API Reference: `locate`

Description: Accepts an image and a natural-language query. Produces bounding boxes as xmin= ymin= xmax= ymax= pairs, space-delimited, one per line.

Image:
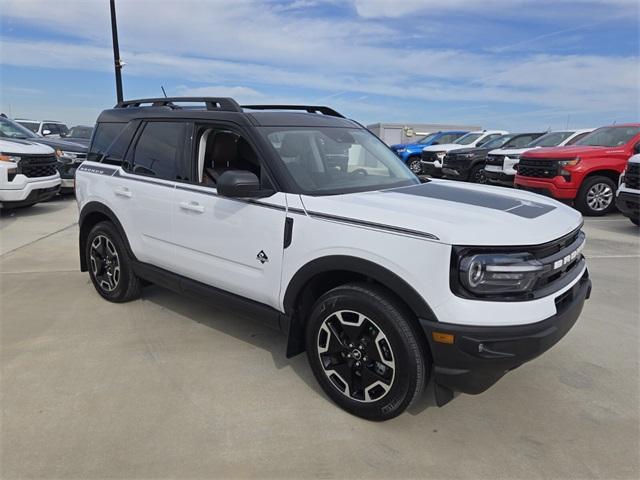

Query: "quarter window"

xmin=88 ymin=122 xmax=127 ymax=163
xmin=131 ymin=121 xmax=189 ymax=181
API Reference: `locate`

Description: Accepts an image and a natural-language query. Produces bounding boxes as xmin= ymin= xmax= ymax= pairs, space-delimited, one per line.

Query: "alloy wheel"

xmin=586 ymin=182 xmax=613 ymax=212
xmin=408 ymin=159 xmax=422 ymax=174
xmin=317 ymin=310 xmax=395 ymax=403
xmin=90 ymin=235 xmax=121 ymax=292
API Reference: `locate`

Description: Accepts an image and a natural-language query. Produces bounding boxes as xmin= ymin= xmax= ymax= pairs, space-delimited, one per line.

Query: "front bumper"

xmin=514 ymin=176 xmax=578 ymax=200
xmin=615 ymin=191 xmax=639 ymax=222
xmin=420 ymin=270 xmax=591 ymax=397
xmin=420 ymin=160 xmax=443 ymax=177
xmin=0 ymin=175 xmax=61 ymax=206
xmin=484 ymin=170 xmax=514 ymax=187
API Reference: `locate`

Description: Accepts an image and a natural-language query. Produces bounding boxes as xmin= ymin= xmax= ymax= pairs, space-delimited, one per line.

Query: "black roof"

xmin=96 ymin=97 xmax=359 ymax=128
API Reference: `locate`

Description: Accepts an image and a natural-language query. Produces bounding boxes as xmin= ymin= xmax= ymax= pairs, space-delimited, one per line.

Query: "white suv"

xmin=0 ymin=125 xmax=61 ymax=209
xmin=420 ymin=130 xmax=509 ymax=177
xmin=15 ymin=119 xmax=70 ymax=139
xmin=484 ymin=129 xmax=594 ymax=187
xmin=76 ymin=98 xmax=591 ymax=420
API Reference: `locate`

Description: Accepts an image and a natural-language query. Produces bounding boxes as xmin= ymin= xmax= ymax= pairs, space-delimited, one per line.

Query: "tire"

xmin=86 ymin=221 xmax=141 ymax=303
xmin=407 ymin=157 xmax=423 ymax=175
xmin=575 ymin=176 xmax=617 ymax=216
xmin=468 ymin=164 xmax=486 ymax=184
xmin=305 ymin=282 xmax=428 ymax=421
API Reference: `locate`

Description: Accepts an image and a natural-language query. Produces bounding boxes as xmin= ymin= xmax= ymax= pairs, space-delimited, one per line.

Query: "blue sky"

xmin=1 ymin=0 xmax=638 ymax=130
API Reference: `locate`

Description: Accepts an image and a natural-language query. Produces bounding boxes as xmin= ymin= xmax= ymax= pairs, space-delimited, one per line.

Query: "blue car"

xmin=390 ymin=130 xmax=469 ymax=174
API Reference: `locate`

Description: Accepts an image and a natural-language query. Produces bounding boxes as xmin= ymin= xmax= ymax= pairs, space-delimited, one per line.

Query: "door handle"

xmin=114 ymin=186 xmax=132 ymax=198
xmin=179 ymin=201 xmax=205 ymax=213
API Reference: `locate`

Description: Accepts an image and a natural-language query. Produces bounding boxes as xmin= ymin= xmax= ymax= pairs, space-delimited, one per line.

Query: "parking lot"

xmin=1 ymin=197 xmax=638 ymax=479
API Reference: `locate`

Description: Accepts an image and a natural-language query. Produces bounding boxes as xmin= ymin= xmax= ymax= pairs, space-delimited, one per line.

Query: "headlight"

xmin=0 ymin=153 xmax=21 ymax=163
xmin=558 ymin=158 xmax=580 ymax=167
xmin=509 ymin=154 xmax=521 ymax=160
xmin=57 ymin=150 xmax=77 ymax=164
xmin=459 ymin=252 xmax=543 ymax=295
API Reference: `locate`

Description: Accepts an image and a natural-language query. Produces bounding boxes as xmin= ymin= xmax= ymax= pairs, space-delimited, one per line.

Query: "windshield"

xmin=261 ymin=127 xmax=419 ymax=195
xmin=528 ymin=131 xmax=573 ymax=147
xmin=0 ymin=117 xmax=38 ymax=139
xmin=454 ymin=133 xmax=482 ymax=145
xmin=417 ymin=132 xmax=439 ymax=144
xmin=16 ymin=121 xmax=39 ymax=133
xmin=69 ymin=126 xmax=93 ymax=138
xmin=575 ymin=126 xmax=640 ymax=147
xmin=482 ymin=135 xmax=513 ymax=149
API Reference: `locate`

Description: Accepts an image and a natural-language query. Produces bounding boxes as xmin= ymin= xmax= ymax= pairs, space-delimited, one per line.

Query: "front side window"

xmin=575 ymin=127 xmax=640 ymax=147
xmin=43 ymin=123 xmax=60 ymax=135
xmin=454 ymin=133 xmax=482 ymax=145
xmin=261 ymin=127 xmax=419 ymax=195
xmin=0 ymin=117 xmax=37 ymax=139
xmin=69 ymin=126 xmax=94 ymax=139
xmin=131 ymin=121 xmax=189 ymax=180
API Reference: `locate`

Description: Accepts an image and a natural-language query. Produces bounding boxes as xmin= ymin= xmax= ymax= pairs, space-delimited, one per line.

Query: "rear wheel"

xmin=407 ymin=157 xmax=422 ymax=174
xmin=86 ymin=221 xmax=141 ymax=302
xmin=305 ymin=283 xmax=428 ymax=421
xmin=575 ymin=176 xmax=616 ymax=216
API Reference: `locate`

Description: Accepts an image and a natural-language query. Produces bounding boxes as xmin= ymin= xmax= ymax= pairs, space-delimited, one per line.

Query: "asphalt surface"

xmin=1 ymin=196 xmax=639 ymax=479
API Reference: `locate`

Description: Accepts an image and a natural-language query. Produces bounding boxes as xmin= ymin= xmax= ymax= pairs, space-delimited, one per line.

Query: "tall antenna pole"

xmin=110 ymin=0 xmax=124 ymax=103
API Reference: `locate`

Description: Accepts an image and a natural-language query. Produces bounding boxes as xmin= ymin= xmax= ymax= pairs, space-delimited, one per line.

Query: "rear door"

xmin=115 ymin=120 xmax=192 ymax=270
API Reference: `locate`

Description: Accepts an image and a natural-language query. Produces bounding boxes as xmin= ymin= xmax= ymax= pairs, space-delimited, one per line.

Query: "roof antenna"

xmin=566 ymin=114 xmax=570 ymax=129
xmin=161 ymin=86 xmax=168 ymax=98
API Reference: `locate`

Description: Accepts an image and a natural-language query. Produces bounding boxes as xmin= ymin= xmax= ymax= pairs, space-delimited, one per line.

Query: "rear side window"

xmin=89 ymin=122 xmax=126 ymax=163
xmin=130 ymin=121 xmax=189 ymax=181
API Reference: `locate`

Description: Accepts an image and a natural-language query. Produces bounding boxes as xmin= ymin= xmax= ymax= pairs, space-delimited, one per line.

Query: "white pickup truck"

xmin=0 ymin=138 xmax=61 ymax=209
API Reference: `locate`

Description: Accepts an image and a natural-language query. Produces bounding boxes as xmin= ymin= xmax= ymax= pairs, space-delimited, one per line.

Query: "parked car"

xmin=77 ymin=97 xmax=591 ymax=420
xmin=421 ymin=130 xmax=509 ymax=177
xmin=66 ymin=125 xmax=94 ymax=146
xmin=1 ymin=117 xmax=87 ymax=193
xmin=15 ymin=119 xmax=71 ymax=138
xmin=390 ymin=131 xmax=468 ymax=174
xmin=442 ymin=132 xmax=544 ymax=183
xmin=0 ymin=131 xmax=60 ymax=209
xmin=515 ymin=124 xmax=640 ymax=215
xmin=485 ymin=129 xmax=594 ymax=187
xmin=616 ymin=154 xmax=640 ymax=225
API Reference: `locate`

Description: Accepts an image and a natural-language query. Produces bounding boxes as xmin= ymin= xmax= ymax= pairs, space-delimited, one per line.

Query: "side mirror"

xmin=217 ymin=170 xmax=271 ymax=198
xmin=42 ymin=129 xmax=51 ymax=136
xmin=634 ymin=143 xmax=640 ymax=154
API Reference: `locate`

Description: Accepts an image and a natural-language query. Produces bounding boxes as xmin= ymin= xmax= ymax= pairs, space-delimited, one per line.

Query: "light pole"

xmin=109 ymin=0 xmax=124 ymax=103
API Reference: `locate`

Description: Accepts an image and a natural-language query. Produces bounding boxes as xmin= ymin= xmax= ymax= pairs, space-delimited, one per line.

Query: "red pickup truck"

xmin=515 ymin=124 xmax=640 ymax=215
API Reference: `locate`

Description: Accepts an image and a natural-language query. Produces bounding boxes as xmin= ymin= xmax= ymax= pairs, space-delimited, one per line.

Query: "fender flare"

xmin=78 ymin=202 xmax=135 ymax=271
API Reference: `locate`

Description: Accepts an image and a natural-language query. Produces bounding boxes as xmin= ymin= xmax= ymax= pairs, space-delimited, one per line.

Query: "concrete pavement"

xmin=1 ymin=197 xmax=639 ymax=479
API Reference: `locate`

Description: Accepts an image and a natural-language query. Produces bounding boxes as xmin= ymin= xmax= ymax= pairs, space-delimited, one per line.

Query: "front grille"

xmin=17 ymin=154 xmax=58 ymax=178
xmin=625 ymin=162 xmax=639 ymax=190
xmin=533 ymin=230 xmax=585 ymax=293
xmin=421 ymin=151 xmax=441 ymax=162
xmin=517 ymin=157 xmax=560 ymax=178
xmin=485 ymin=155 xmax=504 ymax=167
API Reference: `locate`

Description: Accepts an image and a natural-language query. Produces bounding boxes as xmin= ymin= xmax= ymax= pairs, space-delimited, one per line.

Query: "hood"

xmin=447 ymin=146 xmax=489 ymax=156
xmin=422 ymin=144 xmax=467 ymax=153
xmin=64 ymin=137 xmax=91 ymax=146
xmin=36 ymin=137 xmax=87 ymax=152
xmin=490 ymin=146 xmax=541 ymax=156
xmin=522 ymin=145 xmax=618 ymax=159
xmin=0 ymin=138 xmax=55 ymax=155
xmin=300 ymin=180 xmax=582 ymax=246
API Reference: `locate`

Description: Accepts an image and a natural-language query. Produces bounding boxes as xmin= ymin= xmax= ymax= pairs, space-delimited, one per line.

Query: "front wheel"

xmin=575 ymin=176 xmax=617 ymax=216
xmin=468 ymin=164 xmax=487 ymax=184
xmin=407 ymin=157 xmax=423 ymax=175
xmin=305 ymin=283 xmax=428 ymax=421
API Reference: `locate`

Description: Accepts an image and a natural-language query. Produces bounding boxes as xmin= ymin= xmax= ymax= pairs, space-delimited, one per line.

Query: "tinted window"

xmin=17 ymin=121 xmax=39 ymax=133
xmin=438 ymin=133 xmax=460 ymax=144
xmin=43 ymin=123 xmax=59 ymax=135
xmin=454 ymin=133 xmax=482 ymax=145
xmin=576 ymin=127 xmax=640 ymax=147
xmin=131 ymin=121 xmax=188 ymax=180
xmin=566 ymin=131 xmax=590 ymax=145
xmin=508 ymin=134 xmax=541 ymax=149
xmin=88 ymin=122 xmax=126 ymax=163
xmin=528 ymin=131 xmax=574 ymax=147
xmin=477 ymin=134 xmax=502 ymax=146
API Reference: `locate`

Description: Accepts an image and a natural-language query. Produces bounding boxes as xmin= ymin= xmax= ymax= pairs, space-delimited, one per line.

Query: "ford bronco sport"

xmin=77 ymin=97 xmax=591 ymax=420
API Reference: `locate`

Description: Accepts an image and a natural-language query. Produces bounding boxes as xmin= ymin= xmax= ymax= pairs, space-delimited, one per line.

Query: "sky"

xmin=0 ymin=0 xmax=638 ymax=131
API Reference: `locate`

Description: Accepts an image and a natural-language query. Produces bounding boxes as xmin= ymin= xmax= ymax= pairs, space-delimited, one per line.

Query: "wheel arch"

xmin=78 ymin=202 xmax=134 ymax=272
xmin=282 ymin=255 xmax=437 ymax=357
xmin=582 ymin=169 xmax=621 ymax=185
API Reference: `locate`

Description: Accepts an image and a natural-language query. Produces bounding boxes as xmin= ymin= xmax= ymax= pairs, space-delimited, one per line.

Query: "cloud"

xmin=174 ymin=85 xmax=265 ymax=101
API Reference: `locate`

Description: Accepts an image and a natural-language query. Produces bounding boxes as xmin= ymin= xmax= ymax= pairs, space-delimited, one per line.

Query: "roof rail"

xmin=242 ymin=104 xmax=345 ymax=118
xmin=115 ymin=97 xmax=243 ymax=112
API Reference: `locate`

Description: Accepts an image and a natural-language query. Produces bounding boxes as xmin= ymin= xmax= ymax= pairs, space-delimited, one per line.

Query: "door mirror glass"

xmin=217 ymin=170 xmax=271 ymax=198
xmin=42 ymin=129 xmax=51 ymax=136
